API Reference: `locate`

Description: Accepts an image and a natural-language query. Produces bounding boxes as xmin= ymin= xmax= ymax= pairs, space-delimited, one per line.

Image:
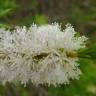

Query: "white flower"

xmin=0 ymin=23 xmax=87 ymax=86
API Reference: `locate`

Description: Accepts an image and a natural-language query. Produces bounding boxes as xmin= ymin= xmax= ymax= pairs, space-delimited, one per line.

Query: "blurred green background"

xmin=0 ymin=0 xmax=96 ymax=96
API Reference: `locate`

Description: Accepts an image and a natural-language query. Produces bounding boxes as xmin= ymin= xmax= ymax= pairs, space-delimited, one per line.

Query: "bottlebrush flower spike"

xmin=0 ymin=23 xmax=87 ymax=86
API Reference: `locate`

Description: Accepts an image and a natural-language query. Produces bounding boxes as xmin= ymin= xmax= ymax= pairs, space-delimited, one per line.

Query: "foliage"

xmin=0 ymin=0 xmax=17 ymax=17
xmin=78 ymin=43 xmax=96 ymax=60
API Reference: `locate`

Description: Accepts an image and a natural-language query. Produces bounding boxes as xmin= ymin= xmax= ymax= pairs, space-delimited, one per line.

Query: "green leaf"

xmin=78 ymin=44 xmax=96 ymax=60
xmin=35 ymin=14 xmax=47 ymax=25
xmin=0 ymin=8 xmax=12 ymax=17
xmin=0 ymin=0 xmax=18 ymax=18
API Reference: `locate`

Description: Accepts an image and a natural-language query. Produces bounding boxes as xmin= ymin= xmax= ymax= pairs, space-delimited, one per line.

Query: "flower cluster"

xmin=0 ymin=23 xmax=87 ymax=86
